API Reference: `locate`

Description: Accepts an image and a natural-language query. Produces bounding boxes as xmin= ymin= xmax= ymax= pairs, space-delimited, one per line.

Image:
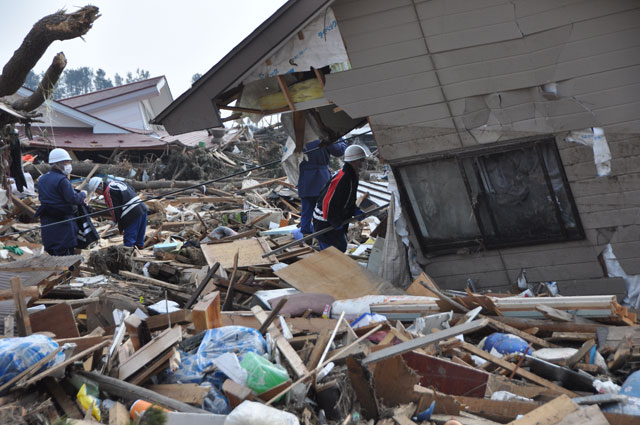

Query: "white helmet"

xmin=48 ymin=148 xmax=72 ymax=164
xmin=344 ymin=145 xmax=367 ymax=162
xmin=87 ymin=177 xmax=104 ymax=193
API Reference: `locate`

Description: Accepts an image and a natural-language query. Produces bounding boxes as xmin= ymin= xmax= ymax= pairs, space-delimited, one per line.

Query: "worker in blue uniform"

xmin=35 ymin=148 xmax=87 ymax=256
xmin=297 ymin=138 xmax=347 ymax=235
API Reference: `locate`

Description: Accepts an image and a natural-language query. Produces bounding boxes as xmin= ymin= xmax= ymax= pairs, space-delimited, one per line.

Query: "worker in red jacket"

xmin=88 ymin=177 xmax=148 ymax=248
xmin=312 ymin=145 xmax=367 ymax=252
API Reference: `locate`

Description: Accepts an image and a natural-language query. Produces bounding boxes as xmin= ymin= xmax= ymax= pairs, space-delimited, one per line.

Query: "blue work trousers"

xmin=300 ymin=196 xmax=318 ymax=235
xmin=123 ymin=212 xmax=147 ymax=248
xmin=316 ymin=226 xmax=348 ymax=253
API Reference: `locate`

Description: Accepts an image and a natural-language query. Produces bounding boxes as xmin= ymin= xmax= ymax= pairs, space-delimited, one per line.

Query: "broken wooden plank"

xmin=222 ymin=379 xmax=253 ymax=408
xmin=75 ymin=370 xmax=208 ymax=414
xmin=362 ymin=319 xmax=488 ymax=366
xmin=507 ymin=395 xmax=578 ymax=425
xmin=458 ymin=341 xmax=577 ymax=397
xmin=252 ymin=305 xmax=308 ymax=379
xmin=184 ymin=262 xmax=220 ymax=309
xmin=30 ymin=303 xmax=80 ymax=338
xmin=565 ymin=339 xmax=595 ymax=369
xmin=485 ymin=317 xmax=557 ymax=349
xmin=11 ymin=277 xmax=31 ymax=337
xmin=119 ymin=271 xmax=185 ymax=292
xmin=201 ymin=238 xmax=276 ymax=268
xmin=192 ymin=291 xmax=222 ymax=333
xmin=124 ymin=314 xmax=151 ymax=351
xmin=108 ymin=401 xmax=129 ymax=425
xmin=146 ymin=384 xmax=209 ymax=406
xmin=119 ymin=326 xmax=182 ymax=381
xmin=19 ymin=340 xmax=110 ymax=388
xmin=307 ymin=329 xmax=331 ymax=370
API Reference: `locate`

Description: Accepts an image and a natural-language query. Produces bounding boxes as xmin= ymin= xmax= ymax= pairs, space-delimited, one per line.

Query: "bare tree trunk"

xmin=10 ymin=53 xmax=67 ymax=112
xmin=0 ymin=6 xmax=100 ymax=99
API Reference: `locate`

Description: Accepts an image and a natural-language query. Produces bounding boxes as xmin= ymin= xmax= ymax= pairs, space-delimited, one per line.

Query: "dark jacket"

xmin=75 ymin=203 xmax=99 ymax=249
xmin=36 ymin=168 xmax=86 ymax=252
xmin=298 ymin=139 xmax=347 ymax=198
xmin=313 ymin=162 xmax=359 ymax=229
xmin=104 ymin=181 xmax=148 ymax=232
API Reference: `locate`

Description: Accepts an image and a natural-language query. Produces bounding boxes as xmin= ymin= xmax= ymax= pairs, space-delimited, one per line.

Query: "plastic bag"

xmin=480 ymin=333 xmax=529 ymax=355
xmin=240 ymin=352 xmax=289 ymax=395
xmin=197 ymin=327 xmax=267 ymax=372
xmin=77 ymin=384 xmax=101 ymax=421
xmin=224 ymin=401 xmax=299 ymax=425
xmin=0 ymin=335 xmax=64 ymax=386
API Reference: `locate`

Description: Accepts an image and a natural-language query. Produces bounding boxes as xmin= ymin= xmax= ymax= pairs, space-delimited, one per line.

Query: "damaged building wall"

xmin=323 ymin=0 xmax=640 ymax=294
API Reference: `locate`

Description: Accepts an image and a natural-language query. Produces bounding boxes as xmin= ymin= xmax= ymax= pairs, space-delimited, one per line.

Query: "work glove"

xmin=3 ymin=246 xmax=24 ymax=255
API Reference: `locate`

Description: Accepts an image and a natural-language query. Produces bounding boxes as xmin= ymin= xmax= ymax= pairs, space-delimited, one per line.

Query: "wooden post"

xmin=192 ymin=291 xmax=222 ymax=333
xmin=124 ymin=314 xmax=151 ymax=351
xmin=11 ymin=277 xmax=31 ymax=336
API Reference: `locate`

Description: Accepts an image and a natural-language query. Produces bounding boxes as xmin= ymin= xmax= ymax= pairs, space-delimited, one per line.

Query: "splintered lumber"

xmin=124 ymin=314 xmax=151 ymax=351
xmin=192 ymin=291 xmax=222 ymax=333
xmin=222 ymin=379 xmax=253 ymax=408
xmin=565 ymin=339 xmax=595 ymax=369
xmin=11 ymin=277 xmax=31 ymax=336
xmin=484 ymin=317 xmax=557 ymax=349
xmin=258 ymin=298 xmax=287 ymax=335
xmin=146 ymin=384 xmax=210 ymax=406
xmin=108 ymin=402 xmax=129 ymax=425
xmin=119 ymin=326 xmax=182 ymax=381
xmin=252 ymin=305 xmax=307 ymax=379
xmin=75 ymin=371 xmax=209 ymax=414
xmin=19 ymin=340 xmax=110 ymax=388
xmin=458 ymin=341 xmax=577 ymax=397
xmin=119 ymin=271 xmax=185 ymax=292
xmin=307 ymin=329 xmax=331 ymax=369
xmin=361 ymin=319 xmax=488 ymax=366
xmin=10 ymin=194 xmax=35 ymax=217
xmin=265 ymin=324 xmax=383 ymax=406
xmin=507 ymin=395 xmax=578 ymax=425
xmin=184 ymin=262 xmax=220 ymax=309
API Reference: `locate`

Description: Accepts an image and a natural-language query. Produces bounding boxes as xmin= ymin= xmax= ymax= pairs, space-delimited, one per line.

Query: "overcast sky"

xmin=1 ymin=1 xmax=288 ymax=98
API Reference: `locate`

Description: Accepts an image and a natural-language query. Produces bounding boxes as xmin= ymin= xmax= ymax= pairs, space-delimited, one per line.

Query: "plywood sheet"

xmin=201 ymin=238 xmax=276 ymax=269
xmin=274 ymin=247 xmax=402 ymax=300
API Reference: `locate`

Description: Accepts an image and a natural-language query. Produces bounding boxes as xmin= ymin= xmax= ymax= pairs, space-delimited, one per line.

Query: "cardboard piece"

xmin=275 ymin=246 xmax=402 ymax=300
xmin=201 ymin=238 xmax=276 ymax=269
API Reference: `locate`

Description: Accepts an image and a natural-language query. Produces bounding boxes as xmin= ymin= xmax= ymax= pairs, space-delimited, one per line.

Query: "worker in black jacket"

xmin=88 ymin=177 xmax=148 ymax=248
xmin=312 ymin=145 xmax=367 ymax=252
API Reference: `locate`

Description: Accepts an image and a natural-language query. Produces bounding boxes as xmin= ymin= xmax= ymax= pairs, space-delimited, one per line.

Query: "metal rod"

xmin=261 ymin=203 xmax=388 ymax=258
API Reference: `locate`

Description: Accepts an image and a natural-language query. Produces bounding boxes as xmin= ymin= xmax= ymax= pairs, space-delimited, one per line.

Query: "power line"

xmin=2 ymin=130 xmax=373 ymax=238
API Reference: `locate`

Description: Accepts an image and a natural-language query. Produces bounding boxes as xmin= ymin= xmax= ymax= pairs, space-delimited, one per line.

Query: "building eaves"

xmin=152 ymin=0 xmax=333 ymax=135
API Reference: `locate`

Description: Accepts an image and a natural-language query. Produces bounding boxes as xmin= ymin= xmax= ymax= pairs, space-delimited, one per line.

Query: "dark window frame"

xmin=392 ymin=135 xmax=585 ymax=255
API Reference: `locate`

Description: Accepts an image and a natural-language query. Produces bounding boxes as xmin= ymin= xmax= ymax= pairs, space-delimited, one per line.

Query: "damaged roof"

xmin=59 ymin=76 xmax=167 ymax=109
xmin=152 ymin=0 xmax=333 ymax=134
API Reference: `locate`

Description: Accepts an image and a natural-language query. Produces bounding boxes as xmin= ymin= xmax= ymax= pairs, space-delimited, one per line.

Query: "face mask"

xmin=63 ymin=164 xmax=72 ymax=175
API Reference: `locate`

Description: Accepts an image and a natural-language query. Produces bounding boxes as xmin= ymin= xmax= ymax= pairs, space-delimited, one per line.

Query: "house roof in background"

xmin=59 ymin=76 xmax=166 ymax=108
xmin=25 ymin=127 xmax=168 ymax=151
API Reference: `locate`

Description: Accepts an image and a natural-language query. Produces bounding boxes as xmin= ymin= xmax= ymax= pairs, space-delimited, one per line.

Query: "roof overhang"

xmin=152 ymin=0 xmax=333 ymax=135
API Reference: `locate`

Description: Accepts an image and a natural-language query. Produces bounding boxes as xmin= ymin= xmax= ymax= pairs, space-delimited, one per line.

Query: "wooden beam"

xmin=277 ymin=75 xmax=296 ymax=111
xmin=258 ymin=298 xmax=288 ymax=335
xmin=313 ymin=68 xmax=325 ymax=88
xmin=76 ymin=164 xmax=100 ymax=190
xmin=11 ymin=277 xmax=31 ymax=336
xmin=146 ymin=384 xmax=210 ymax=406
xmin=119 ymin=271 xmax=185 ymax=292
xmin=75 ymin=370 xmax=209 ymax=414
xmin=119 ymin=326 xmax=182 ymax=381
xmin=507 ymin=395 xmax=578 ymax=425
xmin=252 ymin=305 xmax=308 ymax=379
xmin=458 ymin=341 xmax=577 ymax=397
xmin=19 ymin=340 xmax=110 ymax=388
xmin=10 ymin=194 xmax=35 ymax=217
xmin=361 ymin=319 xmax=488 ymax=366
xmin=565 ymin=339 xmax=595 ymax=369
xmin=293 ymin=110 xmax=307 ymax=152
xmin=485 ymin=317 xmax=557 ymax=349
xmin=184 ymin=262 xmax=220 ymax=309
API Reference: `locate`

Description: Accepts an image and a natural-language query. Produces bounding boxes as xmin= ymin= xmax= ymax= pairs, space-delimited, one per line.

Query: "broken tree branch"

xmin=10 ymin=53 xmax=66 ymax=112
xmin=0 ymin=6 xmax=100 ymax=98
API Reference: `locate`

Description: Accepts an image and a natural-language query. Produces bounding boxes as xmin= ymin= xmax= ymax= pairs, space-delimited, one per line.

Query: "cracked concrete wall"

xmin=324 ymin=0 xmax=640 ymax=298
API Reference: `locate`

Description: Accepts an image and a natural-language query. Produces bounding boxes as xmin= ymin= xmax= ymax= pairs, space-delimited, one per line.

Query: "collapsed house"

xmin=153 ymin=0 xmax=640 ymax=306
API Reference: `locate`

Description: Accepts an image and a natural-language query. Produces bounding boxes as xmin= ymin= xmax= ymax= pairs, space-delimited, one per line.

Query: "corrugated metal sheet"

xmin=358 ymin=180 xmax=391 ymax=207
xmin=0 ymin=254 xmax=82 ymax=290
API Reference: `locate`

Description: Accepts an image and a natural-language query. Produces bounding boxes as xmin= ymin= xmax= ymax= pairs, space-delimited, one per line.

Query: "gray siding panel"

xmin=348 ymin=38 xmax=429 ymax=69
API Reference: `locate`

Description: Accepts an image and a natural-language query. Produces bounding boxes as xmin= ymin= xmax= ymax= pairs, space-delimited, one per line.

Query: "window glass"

xmin=394 ymin=137 xmax=583 ymax=254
